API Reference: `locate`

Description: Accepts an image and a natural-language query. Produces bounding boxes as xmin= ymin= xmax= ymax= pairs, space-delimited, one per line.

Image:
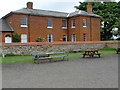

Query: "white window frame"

xmin=62 ymin=20 xmax=67 ymax=29
xmin=21 ymin=34 xmax=27 ymax=43
xmin=5 ymin=35 xmax=12 ymax=43
xmin=21 ymin=16 xmax=27 ymax=27
xmin=71 ymin=34 xmax=76 ymax=42
xmin=47 ymin=34 xmax=53 ymax=42
xmin=47 ymin=19 xmax=53 ymax=28
xmin=83 ymin=18 xmax=87 ymax=27
xmin=71 ymin=19 xmax=75 ymax=28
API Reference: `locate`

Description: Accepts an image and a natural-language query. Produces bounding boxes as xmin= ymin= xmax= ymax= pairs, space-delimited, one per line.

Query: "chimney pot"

xmin=27 ymin=2 xmax=33 ymax=9
xmin=87 ymin=2 xmax=92 ymax=14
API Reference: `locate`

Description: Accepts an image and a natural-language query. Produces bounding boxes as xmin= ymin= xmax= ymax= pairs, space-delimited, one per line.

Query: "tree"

xmin=75 ymin=2 xmax=120 ymax=40
xmin=12 ymin=33 xmax=20 ymax=42
xmin=37 ymin=37 xmax=46 ymax=42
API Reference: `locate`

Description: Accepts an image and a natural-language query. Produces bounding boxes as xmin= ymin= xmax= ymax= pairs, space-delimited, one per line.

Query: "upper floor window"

xmin=83 ymin=18 xmax=87 ymax=27
xmin=47 ymin=19 xmax=53 ymax=28
xmin=47 ymin=34 xmax=53 ymax=42
xmin=62 ymin=20 xmax=67 ymax=29
xmin=72 ymin=19 xmax=75 ymax=28
xmin=21 ymin=16 xmax=27 ymax=27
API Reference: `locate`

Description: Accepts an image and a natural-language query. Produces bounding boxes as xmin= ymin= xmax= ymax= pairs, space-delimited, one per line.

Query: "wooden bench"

xmin=116 ymin=48 xmax=120 ymax=54
xmin=32 ymin=52 xmax=69 ymax=64
xmin=83 ymin=49 xmax=101 ymax=58
xmin=83 ymin=50 xmax=94 ymax=58
xmin=92 ymin=50 xmax=101 ymax=58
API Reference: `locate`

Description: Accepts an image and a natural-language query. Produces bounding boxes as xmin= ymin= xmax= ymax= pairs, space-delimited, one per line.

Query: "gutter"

xmin=67 ymin=18 xmax=69 ymax=41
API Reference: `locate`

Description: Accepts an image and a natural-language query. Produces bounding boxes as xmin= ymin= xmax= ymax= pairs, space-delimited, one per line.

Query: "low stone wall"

xmin=0 ymin=41 xmax=119 ymax=55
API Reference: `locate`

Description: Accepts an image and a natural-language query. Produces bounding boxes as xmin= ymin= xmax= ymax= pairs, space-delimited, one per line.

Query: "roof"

xmin=69 ymin=10 xmax=101 ymax=18
xmin=13 ymin=8 xmax=69 ymax=18
xmin=0 ymin=19 xmax=14 ymax=32
xmin=3 ymin=8 xmax=101 ymax=18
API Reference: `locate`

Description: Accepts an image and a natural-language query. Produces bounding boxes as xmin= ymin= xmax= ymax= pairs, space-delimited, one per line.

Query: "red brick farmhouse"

xmin=0 ymin=2 xmax=101 ymax=43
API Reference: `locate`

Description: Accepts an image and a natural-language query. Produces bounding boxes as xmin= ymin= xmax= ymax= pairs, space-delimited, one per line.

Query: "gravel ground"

xmin=2 ymin=54 xmax=118 ymax=88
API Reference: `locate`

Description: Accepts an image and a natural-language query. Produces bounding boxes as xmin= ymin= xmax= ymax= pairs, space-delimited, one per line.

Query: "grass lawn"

xmin=1 ymin=47 xmax=117 ymax=63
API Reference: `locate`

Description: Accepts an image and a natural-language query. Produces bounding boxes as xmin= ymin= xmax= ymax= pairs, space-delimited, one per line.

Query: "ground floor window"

xmin=47 ymin=34 xmax=53 ymax=42
xmin=83 ymin=34 xmax=86 ymax=41
xmin=63 ymin=35 xmax=67 ymax=42
xmin=21 ymin=34 xmax=27 ymax=43
xmin=5 ymin=34 xmax=12 ymax=43
xmin=71 ymin=34 xmax=76 ymax=42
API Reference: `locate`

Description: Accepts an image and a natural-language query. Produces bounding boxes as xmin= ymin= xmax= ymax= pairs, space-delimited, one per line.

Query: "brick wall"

xmin=0 ymin=41 xmax=119 ymax=55
xmin=2 ymin=13 xmax=101 ymax=43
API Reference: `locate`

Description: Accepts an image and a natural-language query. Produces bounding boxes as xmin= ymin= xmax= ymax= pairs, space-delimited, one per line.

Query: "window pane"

xmin=48 ymin=19 xmax=52 ymax=27
xmin=83 ymin=18 xmax=86 ymax=26
xmin=72 ymin=19 xmax=75 ymax=27
xmin=62 ymin=20 xmax=67 ymax=27
xmin=21 ymin=16 xmax=27 ymax=25
xmin=47 ymin=34 xmax=53 ymax=42
xmin=83 ymin=34 xmax=86 ymax=41
xmin=72 ymin=34 xmax=76 ymax=42
xmin=63 ymin=35 xmax=67 ymax=41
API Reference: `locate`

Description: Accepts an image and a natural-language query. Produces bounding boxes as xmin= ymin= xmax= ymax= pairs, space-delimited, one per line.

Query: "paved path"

xmin=2 ymin=54 xmax=118 ymax=88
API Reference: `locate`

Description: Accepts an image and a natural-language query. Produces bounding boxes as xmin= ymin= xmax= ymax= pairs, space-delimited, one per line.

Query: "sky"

xmin=0 ymin=0 xmax=119 ymax=18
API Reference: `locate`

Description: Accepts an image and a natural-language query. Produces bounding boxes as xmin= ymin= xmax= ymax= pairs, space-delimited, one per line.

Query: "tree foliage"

xmin=75 ymin=2 xmax=120 ymax=40
xmin=12 ymin=33 xmax=20 ymax=42
xmin=37 ymin=37 xmax=46 ymax=42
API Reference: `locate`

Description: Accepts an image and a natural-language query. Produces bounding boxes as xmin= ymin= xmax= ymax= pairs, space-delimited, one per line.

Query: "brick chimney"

xmin=87 ymin=2 xmax=92 ymax=14
xmin=27 ymin=2 xmax=33 ymax=9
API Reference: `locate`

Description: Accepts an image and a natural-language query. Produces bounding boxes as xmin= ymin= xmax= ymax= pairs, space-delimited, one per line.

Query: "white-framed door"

xmin=21 ymin=34 xmax=27 ymax=43
xmin=5 ymin=36 xmax=12 ymax=43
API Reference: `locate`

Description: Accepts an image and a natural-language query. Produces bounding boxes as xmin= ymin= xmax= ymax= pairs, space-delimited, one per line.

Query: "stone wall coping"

xmin=0 ymin=41 xmax=120 ymax=47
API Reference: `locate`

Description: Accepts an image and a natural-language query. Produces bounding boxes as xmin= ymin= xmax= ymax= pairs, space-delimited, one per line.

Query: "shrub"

xmin=37 ymin=37 xmax=46 ymax=42
xmin=12 ymin=33 xmax=20 ymax=42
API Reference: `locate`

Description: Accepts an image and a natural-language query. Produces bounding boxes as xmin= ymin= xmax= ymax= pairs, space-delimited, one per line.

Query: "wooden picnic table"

xmin=83 ymin=49 xmax=101 ymax=58
xmin=116 ymin=48 xmax=120 ymax=54
xmin=32 ymin=52 xmax=69 ymax=64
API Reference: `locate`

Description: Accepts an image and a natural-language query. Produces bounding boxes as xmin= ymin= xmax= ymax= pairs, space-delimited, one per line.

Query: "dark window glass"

xmin=83 ymin=34 xmax=86 ymax=41
xmin=62 ymin=20 xmax=67 ymax=28
xmin=72 ymin=19 xmax=75 ymax=27
xmin=63 ymin=35 xmax=67 ymax=41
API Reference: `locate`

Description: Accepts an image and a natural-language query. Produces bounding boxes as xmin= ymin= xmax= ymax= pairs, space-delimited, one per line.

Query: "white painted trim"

xmin=21 ymin=25 xmax=28 ymax=27
xmin=47 ymin=26 xmax=53 ymax=28
xmin=62 ymin=27 xmax=67 ymax=29
xmin=71 ymin=27 xmax=75 ymax=29
xmin=83 ymin=26 xmax=87 ymax=27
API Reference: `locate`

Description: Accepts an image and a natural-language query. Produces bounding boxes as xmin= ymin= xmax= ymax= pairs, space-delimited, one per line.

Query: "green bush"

xmin=12 ymin=33 xmax=20 ymax=42
xmin=37 ymin=37 xmax=46 ymax=42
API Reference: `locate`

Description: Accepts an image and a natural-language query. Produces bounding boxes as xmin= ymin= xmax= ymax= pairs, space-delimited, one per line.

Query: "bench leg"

xmin=98 ymin=55 xmax=100 ymax=58
xmin=83 ymin=55 xmax=85 ymax=58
